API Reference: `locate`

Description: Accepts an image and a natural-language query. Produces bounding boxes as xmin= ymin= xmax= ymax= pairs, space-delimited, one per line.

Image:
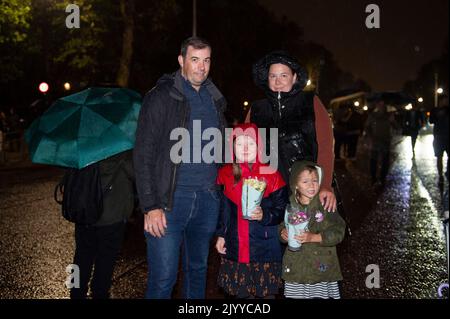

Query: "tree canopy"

xmin=1 ymin=0 xmax=369 ymax=120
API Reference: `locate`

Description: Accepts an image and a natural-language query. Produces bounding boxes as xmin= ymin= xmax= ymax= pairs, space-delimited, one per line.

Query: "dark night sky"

xmin=258 ymin=0 xmax=449 ymax=91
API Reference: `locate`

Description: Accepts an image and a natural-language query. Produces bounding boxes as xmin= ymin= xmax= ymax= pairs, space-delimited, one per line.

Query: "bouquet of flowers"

xmin=241 ymin=177 xmax=267 ymax=219
xmin=284 ymin=205 xmax=310 ymax=251
xmin=287 ymin=210 xmax=309 ymax=225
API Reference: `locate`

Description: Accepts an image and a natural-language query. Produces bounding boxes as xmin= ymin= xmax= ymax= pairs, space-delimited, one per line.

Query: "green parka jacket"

xmin=280 ymin=161 xmax=346 ymax=284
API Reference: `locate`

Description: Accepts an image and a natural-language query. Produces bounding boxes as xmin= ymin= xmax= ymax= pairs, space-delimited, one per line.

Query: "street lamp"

xmin=434 ymin=73 xmax=439 ymax=107
xmin=192 ymin=0 xmax=197 ymax=36
xmin=435 ymin=87 xmax=444 ymax=107
xmin=39 ymin=82 xmax=49 ymax=94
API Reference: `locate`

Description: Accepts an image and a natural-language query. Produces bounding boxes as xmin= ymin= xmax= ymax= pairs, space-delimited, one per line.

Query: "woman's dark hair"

xmin=180 ymin=37 xmax=211 ymax=58
xmin=252 ymin=50 xmax=308 ymax=91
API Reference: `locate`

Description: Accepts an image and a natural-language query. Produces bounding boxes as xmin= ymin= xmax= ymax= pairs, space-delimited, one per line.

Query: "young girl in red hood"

xmin=215 ymin=123 xmax=289 ymax=298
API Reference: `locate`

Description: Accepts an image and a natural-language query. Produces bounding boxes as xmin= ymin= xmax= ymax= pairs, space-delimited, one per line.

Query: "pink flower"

xmin=315 ymin=211 xmax=324 ymax=222
xmin=288 ymin=211 xmax=308 ymax=225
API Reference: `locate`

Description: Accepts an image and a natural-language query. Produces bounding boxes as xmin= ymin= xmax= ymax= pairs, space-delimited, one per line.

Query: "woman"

xmin=246 ymin=51 xmax=336 ymax=212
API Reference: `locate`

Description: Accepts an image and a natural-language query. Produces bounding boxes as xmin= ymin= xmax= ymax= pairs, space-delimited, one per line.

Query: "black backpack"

xmin=54 ymin=159 xmax=123 ymax=225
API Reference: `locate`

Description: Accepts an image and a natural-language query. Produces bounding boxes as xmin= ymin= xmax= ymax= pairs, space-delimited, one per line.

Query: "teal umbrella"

xmin=25 ymin=87 xmax=142 ymax=169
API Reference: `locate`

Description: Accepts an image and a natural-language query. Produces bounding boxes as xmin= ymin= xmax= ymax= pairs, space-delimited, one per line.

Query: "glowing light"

xmin=404 ymin=103 xmax=413 ymax=110
xmin=437 ymin=88 xmax=444 ymax=94
xmin=306 ymin=79 xmax=311 ymax=86
xmin=363 ymin=105 xmax=368 ymax=111
xmin=243 ymin=101 xmax=249 ymax=107
xmin=354 ymin=101 xmax=360 ymax=107
xmin=417 ymin=97 xmax=423 ymax=103
xmin=64 ymin=82 xmax=71 ymax=91
xmin=39 ymin=82 xmax=49 ymax=93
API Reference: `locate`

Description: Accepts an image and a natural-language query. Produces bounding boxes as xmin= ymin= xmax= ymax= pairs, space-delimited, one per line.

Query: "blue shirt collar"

xmin=182 ymin=75 xmax=209 ymax=95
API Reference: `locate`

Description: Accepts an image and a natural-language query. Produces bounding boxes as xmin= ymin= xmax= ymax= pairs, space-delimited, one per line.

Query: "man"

xmin=402 ymin=103 xmax=425 ymax=157
xmin=364 ymin=99 xmax=396 ymax=187
xmin=133 ymin=37 xmax=226 ymax=299
xmin=333 ymin=104 xmax=351 ymax=160
xmin=346 ymin=107 xmax=365 ymax=160
xmin=430 ymin=95 xmax=449 ymax=182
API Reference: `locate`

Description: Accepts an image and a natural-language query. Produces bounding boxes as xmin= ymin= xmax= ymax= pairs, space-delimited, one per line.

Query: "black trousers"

xmin=346 ymin=134 xmax=359 ymax=158
xmin=370 ymin=147 xmax=390 ymax=184
xmin=334 ymin=132 xmax=347 ymax=159
xmin=410 ymin=132 xmax=419 ymax=151
xmin=70 ymin=221 xmax=126 ymax=299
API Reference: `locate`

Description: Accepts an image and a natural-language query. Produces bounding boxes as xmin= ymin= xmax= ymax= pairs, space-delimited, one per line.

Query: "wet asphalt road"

xmin=0 ymin=131 xmax=448 ymax=299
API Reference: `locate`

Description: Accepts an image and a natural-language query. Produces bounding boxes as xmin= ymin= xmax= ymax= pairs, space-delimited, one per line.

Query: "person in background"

xmin=429 ymin=95 xmax=449 ymax=182
xmin=332 ymin=104 xmax=351 ymax=160
xmin=345 ymin=107 xmax=365 ymax=160
xmin=70 ymin=151 xmax=135 ymax=299
xmin=363 ymin=98 xmax=396 ymax=187
xmin=402 ymin=103 xmax=425 ymax=157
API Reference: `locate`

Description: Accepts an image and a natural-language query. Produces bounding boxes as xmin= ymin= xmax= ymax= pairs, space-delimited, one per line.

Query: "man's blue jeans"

xmin=144 ymin=189 xmax=220 ymax=299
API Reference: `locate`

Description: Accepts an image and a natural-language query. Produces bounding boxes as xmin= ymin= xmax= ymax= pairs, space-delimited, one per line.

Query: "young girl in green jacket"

xmin=280 ymin=161 xmax=346 ymax=299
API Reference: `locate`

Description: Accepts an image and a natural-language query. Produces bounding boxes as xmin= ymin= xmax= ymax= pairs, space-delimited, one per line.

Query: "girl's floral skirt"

xmin=217 ymin=257 xmax=282 ymax=298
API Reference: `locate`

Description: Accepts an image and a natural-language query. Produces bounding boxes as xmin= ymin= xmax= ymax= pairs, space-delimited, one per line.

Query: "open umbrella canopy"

xmin=25 ymin=87 xmax=142 ymax=169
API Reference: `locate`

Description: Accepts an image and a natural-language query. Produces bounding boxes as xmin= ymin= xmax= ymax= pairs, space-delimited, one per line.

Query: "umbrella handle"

xmin=54 ymin=182 xmax=64 ymax=205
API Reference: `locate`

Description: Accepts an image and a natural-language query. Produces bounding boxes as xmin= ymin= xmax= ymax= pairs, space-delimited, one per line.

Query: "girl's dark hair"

xmin=232 ymin=163 xmax=242 ymax=184
xmin=296 ymin=165 xmax=318 ymax=181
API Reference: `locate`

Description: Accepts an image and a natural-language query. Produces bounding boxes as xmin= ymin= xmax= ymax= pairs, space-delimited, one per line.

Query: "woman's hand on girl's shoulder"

xmin=319 ymin=189 xmax=337 ymax=212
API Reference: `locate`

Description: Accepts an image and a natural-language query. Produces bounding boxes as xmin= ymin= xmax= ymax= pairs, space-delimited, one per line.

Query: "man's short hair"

xmin=180 ymin=36 xmax=211 ymax=58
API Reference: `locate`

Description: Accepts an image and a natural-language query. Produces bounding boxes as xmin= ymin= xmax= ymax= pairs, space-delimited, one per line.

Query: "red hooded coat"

xmin=216 ymin=123 xmax=288 ymax=263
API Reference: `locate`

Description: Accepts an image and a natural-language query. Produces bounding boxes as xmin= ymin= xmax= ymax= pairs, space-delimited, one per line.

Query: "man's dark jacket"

xmin=133 ymin=70 xmax=227 ymax=213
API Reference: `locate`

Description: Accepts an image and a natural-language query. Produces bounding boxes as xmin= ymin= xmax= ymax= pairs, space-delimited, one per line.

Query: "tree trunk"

xmin=116 ymin=0 xmax=134 ymax=87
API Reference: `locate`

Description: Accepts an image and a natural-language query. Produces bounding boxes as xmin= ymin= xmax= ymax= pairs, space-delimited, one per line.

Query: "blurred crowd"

xmin=332 ymin=103 xmax=367 ymax=161
xmin=331 ymin=95 xmax=449 ymax=189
